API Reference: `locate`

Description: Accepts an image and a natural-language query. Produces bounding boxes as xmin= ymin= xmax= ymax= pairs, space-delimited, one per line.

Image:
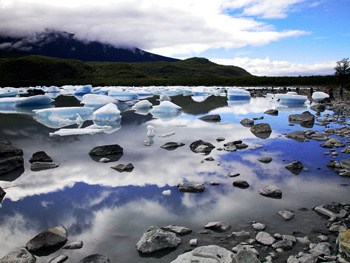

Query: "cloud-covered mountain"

xmin=0 ymin=30 xmax=178 ymax=63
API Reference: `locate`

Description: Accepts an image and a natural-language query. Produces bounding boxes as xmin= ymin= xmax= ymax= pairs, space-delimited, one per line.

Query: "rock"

xmin=49 ymin=255 xmax=69 ymax=263
xmin=216 ymin=137 xmax=225 ymax=142
xmin=199 ymin=114 xmax=221 ymax=122
xmin=250 ymin=123 xmax=272 ymax=139
xmin=337 ymin=230 xmax=350 ymax=260
xmin=296 ymin=236 xmax=311 ymax=246
xmin=0 ymin=186 xmax=6 ymax=203
xmin=240 ymin=118 xmax=254 ymax=127
xmin=324 ymin=138 xmax=344 ymax=148
xmin=98 ymin=158 xmax=110 ymax=163
xmin=235 ymin=249 xmax=261 ymax=263
xmin=259 ymin=185 xmax=282 ymax=199
xmin=204 ymin=221 xmax=231 ymax=232
xmin=310 ymin=242 xmax=331 ymax=257
xmin=283 ymin=235 xmax=296 ymax=243
xmin=285 ymin=131 xmax=306 ymax=142
xmin=0 ymin=247 xmax=36 ymax=263
xmin=29 ymin=151 xmax=53 ymax=163
xmin=289 ymin=111 xmax=315 ymax=128
xmin=80 ymin=254 xmax=110 ymax=263
xmin=160 ymin=142 xmax=185 ymax=150
xmin=161 ymin=225 xmax=192 ymax=235
xmin=278 ymin=210 xmax=294 ymax=221
xmin=30 ymin=162 xmax=59 ymax=171
xmin=136 ymin=227 xmax=181 ymax=254
xmin=257 ymin=156 xmax=272 ymax=163
xmin=111 ymin=163 xmax=134 ymax=172
xmin=224 ymin=141 xmax=248 ymax=151
xmin=231 ymin=231 xmax=250 ymax=238
xmin=285 ymin=161 xmax=303 ymax=175
xmin=89 ymin=144 xmax=123 ymax=156
xmin=0 ymin=156 xmax=24 ymax=175
xmin=204 ymin=157 xmax=215 ymax=161
xmin=264 ymin=109 xmax=278 ymax=116
xmin=287 ymin=253 xmax=317 ymax=263
xmin=340 ymin=159 xmax=350 ymax=170
xmin=228 ymin=172 xmax=240 ymax=177
xmin=0 ymin=142 xmax=23 ymax=158
xmin=190 ymin=140 xmax=215 ymax=155
xmin=314 ymin=205 xmax=337 ymax=218
xmin=232 ymin=244 xmax=259 ymax=256
xmin=233 ymin=180 xmax=250 ymax=189
xmin=63 ymin=241 xmax=83 ymax=249
xmin=170 ymin=245 xmax=234 ymax=263
xmin=177 ymin=182 xmax=205 ymax=193
xmin=272 ymin=240 xmax=293 ymax=250
xmin=26 ymin=225 xmax=68 ymax=254
xmin=310 ymin=104 xmax=326 ymax=112
xmin=189 ymin=239 xmax=198 ymax=247
xmin=252 ymin=223 xmax=265 ymax=231
xmin=224 ymin=144 xmax=237 ymax=151
xmin=255 ymin=231 xmax=275 ymax=246
xmin=341 ymin=147 xmax=350 ymax=154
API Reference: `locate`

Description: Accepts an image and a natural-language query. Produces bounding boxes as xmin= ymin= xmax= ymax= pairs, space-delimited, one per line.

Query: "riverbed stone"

xmin=62 ymin=241 xmax=83 ymax=249
xmin=136 ymin=226 xmax=181 ymax=254
xmin=30 ymin=162 xmax=59 ymax=171
xmin=285 ymin=161 xmax=303 ymax=175
xmin=178 ymin=182 xmax=205 ymax=193
xmin=259 ymin=185 xmax=282 ymax=199
xmin=0 ymin=156 xmax=24 ymax=175
xmin=29 ymin=151 xmax=53 ymax=163
xmin=160 ymin=142 xmax=185 ymax=150
xmin=235 ymin=249 xmax=261 ymax=263
xmin=310 ymin=242 xmax=331 ymax=257
xmin=285 ymin=131 xmax=306 ymax=142
xmin=340 ymin=159 xmax=350 ymax=170
xmin=278 ymin=210 xmax=294 ymax=221
xmin=190 ymin=140 xmax=215 ymax=155
xmin=324 ymin=138 xmax=345 ymax=148
xmin=264 ymin=109 xmax=278 ymax=116
xmin=170 ymin=245 xmax=235 ymax=263
xmin=337 ymin=230 xmax=350 ymax=260
xmin=289 ymin=111 xmax=315 ymax=128
xmin=255 ymin=231 xmax=275 ymax=246
xmin=199 ymin=114 xmax=221 ymax=122
xmin=233 ymin=180 xmax=250 ymax=189
xmin=250 ymin=123 xmax=272 ymax=139
xmin=161 ymin=225 xmax=192 ymax=235
xmin=89 ymin=144 xmax=123 ymax=156
xmin=272 ymin=240 xmax=294 ymax=250
xmin=49 ymin=255 xmax=68 ymax=263
xmin=252 ymin=223 xmax=266 ymax=231
xmin=0 ymin=142 xmax=23 ymax=158
xmin=0 ymin=247 xmax=36 ymax=263
xmin=204 ymin=221 xmax=231 ymax=232
xmin=26 ymin=225 xmax=68 ymax=254
xmin=257 ymin=156 xmax=272 ymax=163
xmin=0 ymin=186 xmax=6 ymax=203
xmin=111 ymin=163 xmax=134 ymax=172
xmin=80 ymin=254 xmax=110 ymax=263
xmin=240 ymin=118 xmax=254 ymax=127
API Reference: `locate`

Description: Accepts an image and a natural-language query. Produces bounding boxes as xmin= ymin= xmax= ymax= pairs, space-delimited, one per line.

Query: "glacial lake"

xmin=0 ymin=92 xmax=349 ymax=262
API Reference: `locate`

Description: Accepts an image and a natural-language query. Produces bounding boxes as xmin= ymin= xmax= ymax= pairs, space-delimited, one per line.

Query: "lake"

xmin=0 ymin=89 xmax=349 ymax=262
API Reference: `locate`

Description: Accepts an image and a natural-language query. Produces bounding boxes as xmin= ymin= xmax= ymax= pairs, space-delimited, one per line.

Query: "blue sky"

xmin=0 ymin=0 xmax=349 ymax=76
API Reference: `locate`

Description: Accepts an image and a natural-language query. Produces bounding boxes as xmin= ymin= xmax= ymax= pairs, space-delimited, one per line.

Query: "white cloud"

xmin=0 ymin=0 xmax=309 ymax=56
xmin=211 ymin=57 xmax=337 ymax=76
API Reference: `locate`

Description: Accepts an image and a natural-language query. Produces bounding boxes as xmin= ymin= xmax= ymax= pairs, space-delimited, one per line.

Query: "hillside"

xmin=0 ymin=55 xmax=251 ymax=87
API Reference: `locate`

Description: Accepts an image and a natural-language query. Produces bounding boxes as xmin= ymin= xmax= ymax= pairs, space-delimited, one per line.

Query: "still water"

xmin=0 ymin=93 xmax=349 ymax=262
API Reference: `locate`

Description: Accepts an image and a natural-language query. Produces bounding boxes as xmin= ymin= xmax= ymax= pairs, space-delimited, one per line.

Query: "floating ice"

xmin=0 ymin=97 xmax=19 ymax=107
xmin=0 ymin=89 xmax=18 ymax=98
xmin=16 ymin=95 xmax=53 ymax=107
xmin=227 ymin=88 xmax=251 ymax=100
xmin=49 ymin=124 xmax=111 ymax=137
xmin=151 ymin=101 xmax=181 ymax=113
xmin=159 ymin=93 xmax=171 ymax=102
xmin=92 ymin=103 xmax=121 ymax=123
xmin=276 ymin=92 xmax=308 ymax=105
xmin=191 ymin=96 xmax=210 ymax=103
xmin=81 ymin=94 xmax=117 ymax=107
xmin=44 ymin=86 xmax=60 ymax=93
xmin=74 ymin=85 xmax=92 ymax=95
xmin=108 ymin=88 xmax=138 ymax=101
xmin=193 ymin=86 xmax=211 ymax=96
xmin=147 ymin=125 xmax=155 ymax=137
xmin=34 ymin=107 xmax=94 ymax=128
xmin=312 ymin=91 xmax=329 ymax=101
xmin=162 ymin=190 xmax=171 ymax=196
xmin=132 ymin=100 xmax=152 ymax=110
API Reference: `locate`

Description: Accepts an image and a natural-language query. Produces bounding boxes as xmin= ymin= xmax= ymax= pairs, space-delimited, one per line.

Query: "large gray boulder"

xmin=26 ymin=225 xmax=68 ymax=254
xmin=170 ymin=245 xmax=235 ymax=263
xmin=250 ymin=123 xmax=272 ymax=139
xmin=259 ymin=185 xmax=282 ymax=199
xmin=136 ymin=226 xmax=181 ymax=254
xmin=289 ymin=111 xmax=315 ymax=128
xmin=190 ymin=140 xmax=215 ymax=155
xmin=255 ymin=231 xmax=275 ymax=246
xmin=0 ymin=247 xmax=36 ymax=263
xmin=0 ymin=156 xmax=24 ymax=176
xmin=177 ymin=182 xmax=205 ymax=193
xmin=80 ymin=254 xmax=110 ymax=263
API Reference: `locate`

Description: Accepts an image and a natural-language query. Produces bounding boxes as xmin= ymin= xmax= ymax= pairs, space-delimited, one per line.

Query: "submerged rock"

xmin=161 ymin=225 xmax=192 ymax=235
xmin=233 ymin=180 xmax=250 ymax=189
xmin=29 ymin=151 xmax=53 ymax=163
xmin=26 ymin=225 xmax=68 ymax=254
xmin=285 ymin=131 xmax=306 ymax=142
xmin=240 ymin=118 xmax=254 ymax=127
xmin=264 ymin=109 xmax=278 ymax=116
xmin=170 ymin=245 xmax=234 ymax=263
xmin=278 ymin=210 xmax=294 ymax=221
xmin=0 ymin=247 xmax=36 ymax=263
xmin=177 ymin=182 xmax=205 ymax=193
xmin=250 ymin=123 xmax=272 ymax=139
xmin=259 ymin=185 xmax=282 ymax=199
xmin=111 ymin=163 xmax=134 ymax=172
xmin=30 ymin=162 xmax=59 ymax=171
xmin=204 ymin=221 xmax=231 ymax=232
xmin=89 ymin=144 xmax=123 ymax=156
xmin=136 ymin=226 xmax=181 ymax=254
xmin=257 ymin=156 xmax=272 ymax=163
xmin=160 ymin=142 xmax=185 ymax=150
xmin=80 ymin=254 xmax=110 ymax=263
xmin=289 ymin=111 xmax=315 ymax=128
xmin=199 ymin=114 xmax=221 ymax=122
xmin=190 ymin=140 xmax=215 ymax=155
xmin=285 ymin=161 xmax=303 ymax=175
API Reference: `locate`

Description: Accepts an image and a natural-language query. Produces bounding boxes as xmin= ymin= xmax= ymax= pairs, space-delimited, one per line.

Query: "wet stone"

xmin=0 ymin=247 xmax=36 ymax=263
xmin=29 ymin=151 xmax=53 ymax=163
xmin=63 ymin=241 xmax=83 ymax=249
xmin=160 ymin=142 xmax=185 ymax=150
xmin=233 ymin=180 xmax=250 ymax=189
xmin=161 ymin=225 xmax=192 ymax=235
xmin=49 ymin=255 xmax=69 ymax=263
xmin=255 ymin=231 xmax=275 ymax=246
xmin=259 ymin=185 xmax=282 ymax=199
xmin=111 ymin=163 xmax=134 ymax=172
xmin=204 ymin=221 xmax=231 ymax=232
xmin=257 ymin=156 xmax=272 ymax=163
xmin=177 ymin=182 xmax=205 ymax=193
xmin=278 ymin=210 xmax=294 ymax=221
xmin=80 ymin=254 xmax=110 ymax=263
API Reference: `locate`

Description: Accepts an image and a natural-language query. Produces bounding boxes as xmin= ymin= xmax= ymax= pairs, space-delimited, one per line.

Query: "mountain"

xmin=0 ymin=30 xmax=178 ymax=63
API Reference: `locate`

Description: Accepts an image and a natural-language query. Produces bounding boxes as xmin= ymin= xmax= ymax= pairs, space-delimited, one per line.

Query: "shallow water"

xmin=0 ymin=93 xmax=349 ymax=262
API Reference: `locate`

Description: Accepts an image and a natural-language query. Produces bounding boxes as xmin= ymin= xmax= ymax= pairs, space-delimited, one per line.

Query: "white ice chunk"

xmin=159 ymin=93 xmax=171 ymax=102
xmin=147 ymin=125 xmax=155 ymax=137
xmin=312 ymin=91 xmax=329 ymax=101
xmin=16 ymin=95 xmax=53 ymax=107
xmin=49 ymin=124 xmax=111 ymax=137
xmin=92 ymin=103 xmax=121 ymax=123
xmin=74 ymin=85 xmax=92 ymax=95
xmin=108 ymin=89 xmax=138 ymax=101
xmin=162 ymin=190 xmax=171 ymax=196
xmin=44 ymin=86 xmax=60 ymax=93
xmin=0 ymin=89 xmax=18 ymax=98
xmin=151 ymin=101 xmax=181 ymax=113
xmin=132 ymin=100 xmax=152 ymax=110
xmin=227 ymin=88 xmax=251 ymax=100
xmin=81 ymin=94 xmax=117 ymax=107
xmin=276 ymin=93 xmax=308 ymax=104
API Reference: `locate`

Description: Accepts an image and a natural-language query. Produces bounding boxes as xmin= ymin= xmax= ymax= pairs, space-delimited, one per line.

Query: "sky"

xmin=0 ymin=0 xmax=349 ymax=76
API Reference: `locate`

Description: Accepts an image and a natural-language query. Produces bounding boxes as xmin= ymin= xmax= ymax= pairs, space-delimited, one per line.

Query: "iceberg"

xmin=108 ymin=88 xmax=138 ymax=101
xmin=0 ymin=97 xmax=19 ymax=107
xmin=132 ymin=100 xmax=152 ymax=110
xmin=92 ymin=103 xmax=121 ymax=123
xmin=193 ymin=86 xmax=211 ymax=96
xmin=276 ymin=92 xmax=308 ymax=105
xmin=159 ymin=93 xmax=172 ymax=102
xmin=16 ymin=95 xmax=53 ymax=107
xmin=191 ymin=95 xmax=210 ymax=103
xmin=312 ymin=91 xmax=329 ymax=102
xmin=227 ymin=88 xmax=251 ymax=100
xmin=151 ymin=101 xmax=181 ymax=113
xmin=74 ymin=85 xmax=92 ymax=95
xmin=81 ymin=94 xmax=117 ymax=108
xmin=0 ymin=89 xmax=18 ymax=98
xmin=34 ymin=107 xmax=94 ymax=128
xmin=44 ymin=86 xmax=60 ymax=93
